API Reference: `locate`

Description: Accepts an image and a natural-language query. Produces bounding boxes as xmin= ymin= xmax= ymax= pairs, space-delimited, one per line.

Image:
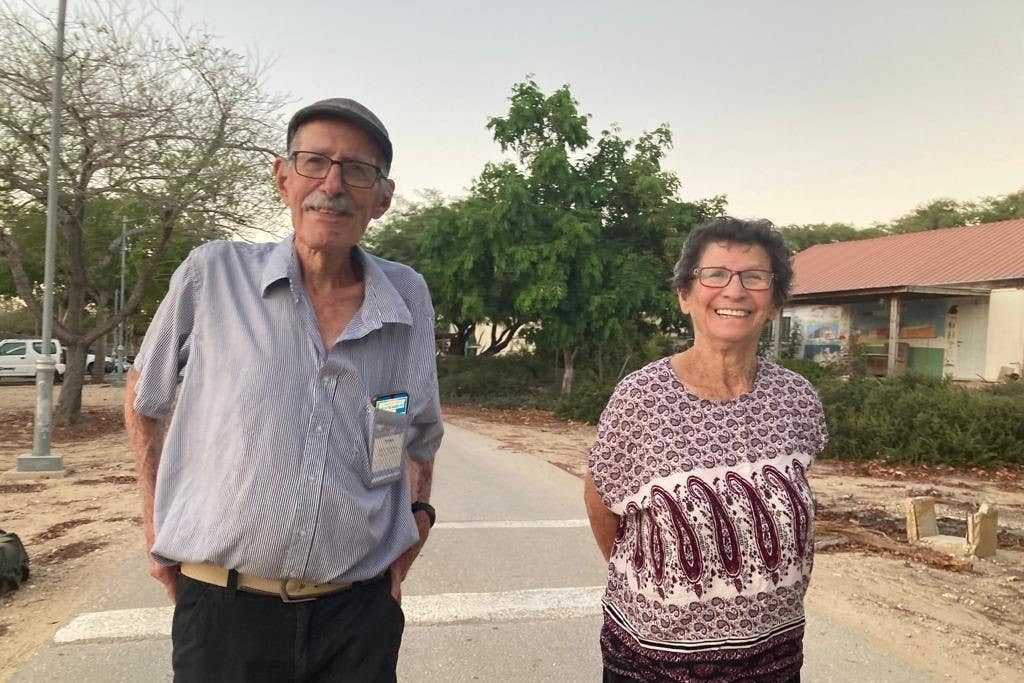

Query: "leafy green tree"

xmin=485 ymin=80 xmax=716 ymax=392
xmin=483 ymin=81 xmax=599 ymax=391
xmin=365 ymin=194 xmax=484 ymax=355
xmin=378 ymin=80 xmax=723 ymax=387
xmin=778 ymin=222 xmax=886 ymax=252
xmin=0 ymin=0 xmax=284 ymax=423
xmin=973 ymin=188 xmax=1024 ymax=224
xmin=885 ymin=188 xmax=1023 ymax=234
xmin=887 ymin=198 xmax=972 ymax=233
xmin=779 ymin=188 xmax=1023 ymax=253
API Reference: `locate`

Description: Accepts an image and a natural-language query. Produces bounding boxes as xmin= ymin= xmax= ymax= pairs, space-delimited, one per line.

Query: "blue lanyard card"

xmin=373 ymin=392 xmax=409 ymax=414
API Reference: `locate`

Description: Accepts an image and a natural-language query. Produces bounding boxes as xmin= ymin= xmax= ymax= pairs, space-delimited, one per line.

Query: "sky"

xmin=167 ymin=0 xmax=1023 ymax=228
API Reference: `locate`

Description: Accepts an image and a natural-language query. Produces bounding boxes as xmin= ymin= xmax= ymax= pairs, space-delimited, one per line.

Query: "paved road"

xmin=10 ymin=423 xmax=940 ymax=682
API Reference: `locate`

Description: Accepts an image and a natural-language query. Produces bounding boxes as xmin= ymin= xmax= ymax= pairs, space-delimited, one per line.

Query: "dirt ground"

xmin=0 ymin=383 xmax=142 ymax=683
xmin=0 ymin=388 xmax=1022 ymax=683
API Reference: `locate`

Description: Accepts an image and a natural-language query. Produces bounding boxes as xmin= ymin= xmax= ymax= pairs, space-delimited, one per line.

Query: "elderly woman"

xmin=584 ymin=217 xmax=828 ymax=683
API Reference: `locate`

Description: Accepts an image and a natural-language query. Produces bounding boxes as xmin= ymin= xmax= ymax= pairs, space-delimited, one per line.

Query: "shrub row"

xmin=436 ymin=354 xmax=561 ymax=410
xmin=819 ymin=374 xmax=1024 ymax=467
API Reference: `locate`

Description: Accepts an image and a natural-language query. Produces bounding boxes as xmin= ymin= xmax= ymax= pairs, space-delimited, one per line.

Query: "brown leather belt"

xmin=180 ymin=562 xmax=360 ymax=603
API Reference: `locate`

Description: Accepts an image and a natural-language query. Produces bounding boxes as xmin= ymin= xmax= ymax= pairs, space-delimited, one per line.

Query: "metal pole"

xmin=112 ymin=218 xmax=127 ymax=386
xmin=15 ymin=0 xmax=68 ymax=476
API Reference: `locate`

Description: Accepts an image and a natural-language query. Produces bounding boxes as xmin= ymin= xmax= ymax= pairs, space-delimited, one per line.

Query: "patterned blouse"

xmin=588 ymin=357 xmax=828 ymax=682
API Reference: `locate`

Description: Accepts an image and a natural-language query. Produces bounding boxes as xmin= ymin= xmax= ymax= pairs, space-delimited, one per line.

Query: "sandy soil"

xmin=0 ymin=383 xmax=141 ymax=683
xmin=0 ymin=389 xmax=1022 ymax=682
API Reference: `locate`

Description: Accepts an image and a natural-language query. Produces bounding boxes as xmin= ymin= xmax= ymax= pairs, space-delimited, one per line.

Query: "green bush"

xmin=819 ymin=373 xmax=1024 ymax=468
xmin=983 ymin=380 xmax=1024 ymax=398
xmin=778 ymin=357 xmax=839 ymax=387
xmin=553 ymin=380 xmax=616 ymax=424
xmin=436 ymin=353 xmax=560 ymax=409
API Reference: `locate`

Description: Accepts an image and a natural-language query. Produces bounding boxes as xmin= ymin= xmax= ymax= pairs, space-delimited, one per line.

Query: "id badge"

xmin=367 ymin=393 xmax=409 ymax=487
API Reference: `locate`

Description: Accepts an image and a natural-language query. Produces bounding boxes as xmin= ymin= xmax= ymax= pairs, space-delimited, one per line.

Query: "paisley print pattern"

xmin=588 ymin=357 xmax=828 ymax=682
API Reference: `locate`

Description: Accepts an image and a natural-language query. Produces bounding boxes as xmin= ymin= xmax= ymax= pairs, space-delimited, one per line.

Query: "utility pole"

xmin=10 ymin=0 xmax=69 ymax=477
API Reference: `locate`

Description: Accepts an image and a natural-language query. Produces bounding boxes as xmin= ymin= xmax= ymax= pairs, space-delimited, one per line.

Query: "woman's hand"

xmin=584 ymin=473 xmax=620 ymax=562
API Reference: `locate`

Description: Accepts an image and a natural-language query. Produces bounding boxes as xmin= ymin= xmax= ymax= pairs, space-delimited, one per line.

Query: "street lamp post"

xmin=11 ymin=0 xmax=69 ymax=477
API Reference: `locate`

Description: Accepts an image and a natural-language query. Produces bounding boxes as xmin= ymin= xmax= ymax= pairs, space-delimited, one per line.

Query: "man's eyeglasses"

xmin=288 ymin=151 xmax=383 ymax=188
xmin=692 ymin=267 xmax=775 ymax=291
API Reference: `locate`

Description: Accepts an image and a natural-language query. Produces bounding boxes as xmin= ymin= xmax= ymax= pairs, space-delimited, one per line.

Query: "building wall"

xmin=950 ymin=297 xmax=989 ymax=380
xmin=467 ymin=322 xmax=531 ymax=355
xmin=984 ymin=288 xmax=1024 ymax=381
xmin=787 ymin=296 xmax=995 ymax=379
xmin=790 ymin=304 xmax=847 ymax=364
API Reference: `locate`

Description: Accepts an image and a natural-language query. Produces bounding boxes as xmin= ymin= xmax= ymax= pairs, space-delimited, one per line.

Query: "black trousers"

xmin=172 ymin=572 xmax=404 ymax=683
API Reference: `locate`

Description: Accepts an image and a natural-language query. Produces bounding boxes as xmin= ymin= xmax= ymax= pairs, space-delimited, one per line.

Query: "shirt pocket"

xmin=364 ymin=405 xmax=410 ymax=488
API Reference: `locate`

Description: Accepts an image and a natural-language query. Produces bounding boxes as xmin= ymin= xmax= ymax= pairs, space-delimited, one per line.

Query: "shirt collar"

xmin=260 ymin=234 xmax=413 ymax=329
xmin=260 ymin=234 xmax=296 ymax=293
xmin=355 ymin=246 xmax=413 ymax=329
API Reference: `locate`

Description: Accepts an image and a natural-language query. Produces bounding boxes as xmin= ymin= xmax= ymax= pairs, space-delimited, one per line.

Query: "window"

xmin=31 ymin=341 xmax=57 ymax=354
xmin=0 ymin=341 xmax=27 ymax=356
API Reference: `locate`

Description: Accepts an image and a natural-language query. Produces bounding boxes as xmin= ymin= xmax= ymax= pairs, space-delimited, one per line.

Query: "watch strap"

xmin=411 ymin=501 xmax=436 ymax=527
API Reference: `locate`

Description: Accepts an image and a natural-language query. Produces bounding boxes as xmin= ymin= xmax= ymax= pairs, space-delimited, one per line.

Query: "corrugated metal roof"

xmin=790 ymin=218 xmax=1024 ymax=295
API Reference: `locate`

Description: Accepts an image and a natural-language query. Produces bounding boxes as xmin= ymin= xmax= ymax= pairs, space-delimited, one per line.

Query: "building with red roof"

xmin=781 ymin=219 xmax=1024 ymax=381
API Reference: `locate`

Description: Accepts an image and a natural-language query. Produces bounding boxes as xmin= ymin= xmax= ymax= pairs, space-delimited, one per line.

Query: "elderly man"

xmin=125 ymin=98 xmax=443 ymax=682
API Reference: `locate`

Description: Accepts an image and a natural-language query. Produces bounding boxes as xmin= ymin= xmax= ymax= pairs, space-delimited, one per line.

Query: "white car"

xmin=0 ymin=339 xmax=67 ymax=381
xmin=86 ymin=353 xmax=128 ymax=374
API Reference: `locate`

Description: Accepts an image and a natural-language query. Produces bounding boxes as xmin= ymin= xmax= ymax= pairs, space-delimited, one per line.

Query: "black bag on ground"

xmin=0 ymin=529 xmax=30 ymax=596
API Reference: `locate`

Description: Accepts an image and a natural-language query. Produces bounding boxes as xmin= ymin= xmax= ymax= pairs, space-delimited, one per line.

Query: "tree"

xmin=887 ymin=198 xmax=972 ymax=234
xmin=485 ymin=80 xmax=714 ymax=392
xmin=0 ymin=0 xmax=284 ymax=423
xmin=969 ymin=188 xmax=1024 ymax=224
xmin=779 ymin=188 xmax=1024 ymax=253
xmin=778 ymin=222 xmax=886 ymax=252
xmin=377 ymin=80 xmax=722 ymax=388
xmin=885 ymin=188 xmax=1024 ymax=234
xmin=365 ymin=193 xmax=481 ymax=356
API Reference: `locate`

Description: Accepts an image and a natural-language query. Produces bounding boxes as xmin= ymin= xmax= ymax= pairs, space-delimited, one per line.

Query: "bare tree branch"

xmin=0 ymin=0 xmax=287 ymax=422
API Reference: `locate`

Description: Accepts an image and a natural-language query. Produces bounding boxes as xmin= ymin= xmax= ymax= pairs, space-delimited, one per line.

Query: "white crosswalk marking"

xmin=435 ymin=519 xmax=590 ymax=529
xmin=54 ymin=586 xmax=606 ymax=643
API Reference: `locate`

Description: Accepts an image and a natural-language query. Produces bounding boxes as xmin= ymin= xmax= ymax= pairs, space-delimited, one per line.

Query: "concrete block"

xmin=906 ymin=497 xmax=938 ymax=542
xmin=918 ymin=534 xmax=968 ymax=555
xmin=967 ymin=503 xmax=998 ymax=558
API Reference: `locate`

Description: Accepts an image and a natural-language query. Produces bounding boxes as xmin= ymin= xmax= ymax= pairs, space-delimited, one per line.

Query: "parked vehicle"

xmin=85 ymin=352 xmax=117 ymax=375
xmin=0 ymin=339 xmax=67 ymax=381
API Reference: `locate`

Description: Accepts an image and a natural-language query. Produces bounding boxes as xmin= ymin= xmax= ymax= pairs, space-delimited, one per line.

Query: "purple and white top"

xmin=588 ymin=357 xmax=827 ymax=682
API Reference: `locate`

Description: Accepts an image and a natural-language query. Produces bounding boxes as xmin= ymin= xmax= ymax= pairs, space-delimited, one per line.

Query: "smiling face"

xmin=273 ymin=117 xmax=394 ymax=257
xmin=677 ymin=240 xmax=779 ymax=352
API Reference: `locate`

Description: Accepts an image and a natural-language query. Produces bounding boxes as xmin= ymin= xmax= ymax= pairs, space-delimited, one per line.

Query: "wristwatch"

xmin=411 ymin=501 xmax=436 ymax=528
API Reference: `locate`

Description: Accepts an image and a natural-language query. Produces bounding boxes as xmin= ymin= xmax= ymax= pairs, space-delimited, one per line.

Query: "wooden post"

xmin=771 ymin=309 xmax=783 ymax=360
xmin=887 ymin=295 xmax=901 ymax=376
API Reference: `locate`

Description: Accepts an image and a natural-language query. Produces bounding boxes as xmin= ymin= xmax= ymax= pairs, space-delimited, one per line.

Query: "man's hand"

xmin=388 ymin=510 xmax=432 ymax=604
xmin=151 ymin=560 xmax=180 ymax=603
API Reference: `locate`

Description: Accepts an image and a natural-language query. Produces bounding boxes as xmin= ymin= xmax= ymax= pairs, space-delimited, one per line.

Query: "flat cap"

xmin=286 ymin=98 xmax=393 ymax=175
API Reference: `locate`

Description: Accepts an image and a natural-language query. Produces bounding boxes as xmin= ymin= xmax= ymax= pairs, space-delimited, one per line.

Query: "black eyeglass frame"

xmin=690 ymin=267 xmax=776 ymax=291
xmin=287 ymin=150 xmax=385 ymax=188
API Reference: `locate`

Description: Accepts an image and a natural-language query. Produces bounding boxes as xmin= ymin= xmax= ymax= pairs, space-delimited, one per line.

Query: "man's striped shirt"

xmin=133 ymin=235 xmax=443 ymax=583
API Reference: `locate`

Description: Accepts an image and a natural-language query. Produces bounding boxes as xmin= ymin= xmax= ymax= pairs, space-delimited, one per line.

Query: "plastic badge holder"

xmin=367 ymin=394 xmax=408 ymax=487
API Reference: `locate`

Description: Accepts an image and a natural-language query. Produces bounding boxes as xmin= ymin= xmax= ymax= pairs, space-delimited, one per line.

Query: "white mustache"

xmin=302 ymin=192 xmax=356 ymax=215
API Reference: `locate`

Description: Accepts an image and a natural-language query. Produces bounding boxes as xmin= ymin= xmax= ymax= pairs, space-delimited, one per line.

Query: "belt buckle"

xmin=279 ymin=578 xmax=317 ymax=603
